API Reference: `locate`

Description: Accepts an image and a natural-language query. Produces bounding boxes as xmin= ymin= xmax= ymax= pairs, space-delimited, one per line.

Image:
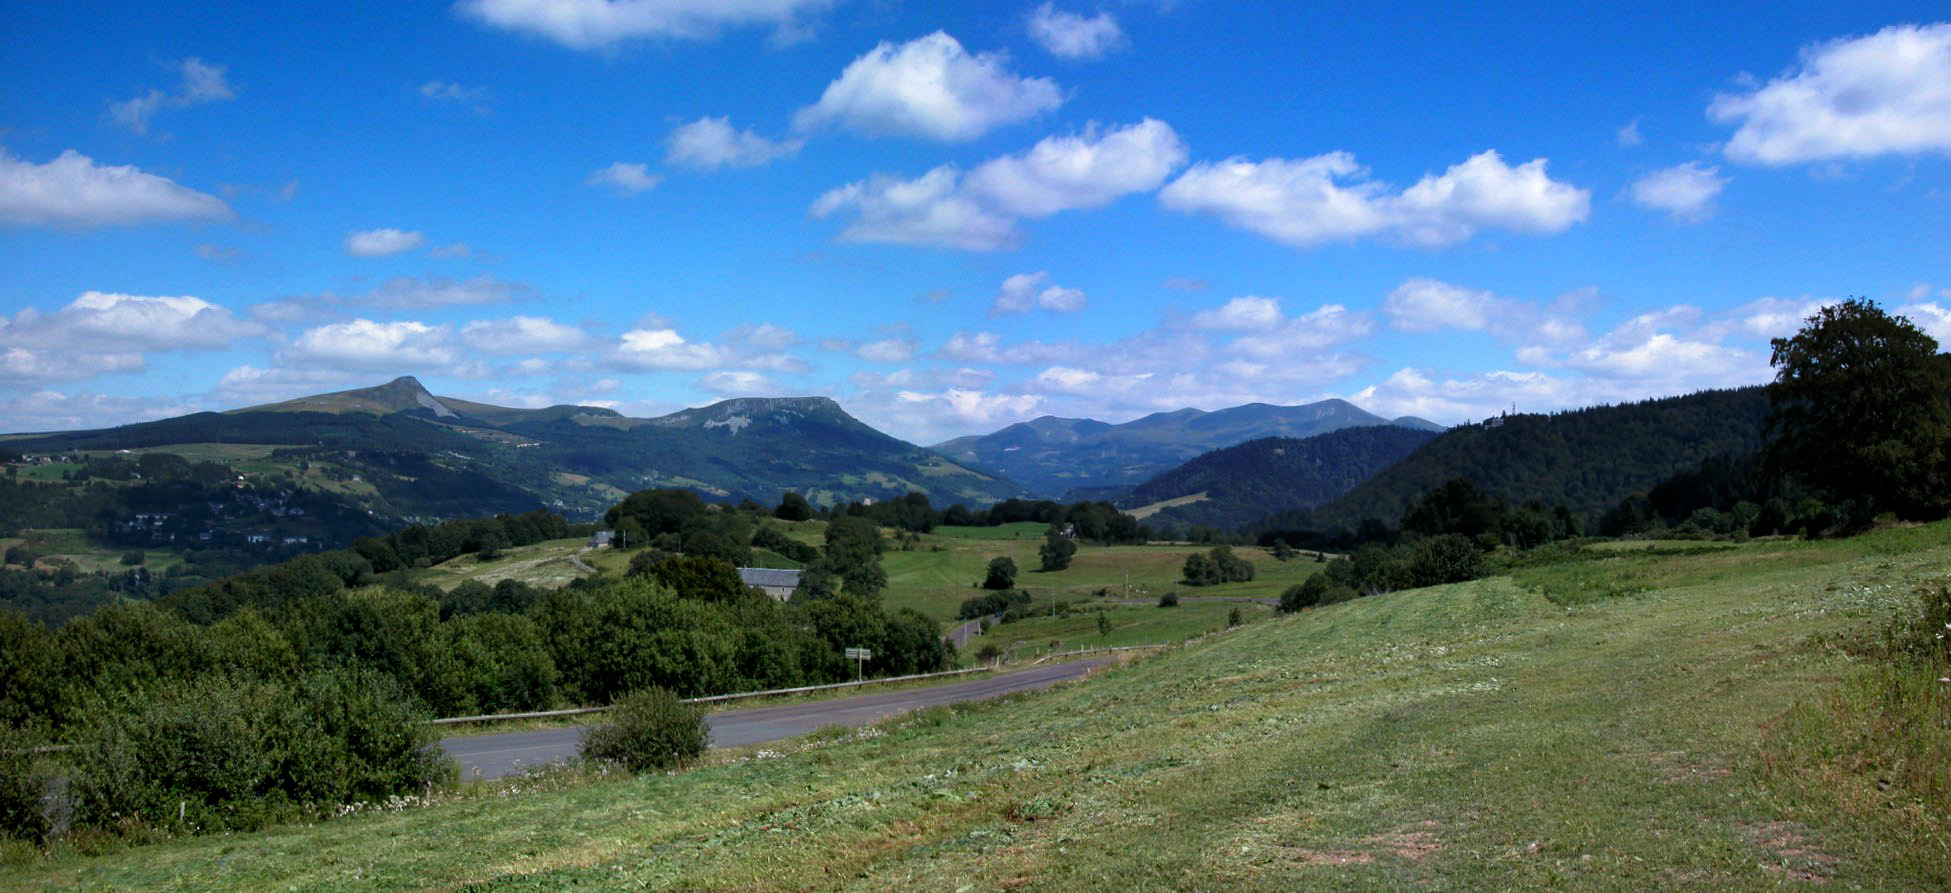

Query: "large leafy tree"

xmin=821 ymin=515 xmax=886 ymax=598
xmin=1766 ymin=298 xmax=1951 ymax=520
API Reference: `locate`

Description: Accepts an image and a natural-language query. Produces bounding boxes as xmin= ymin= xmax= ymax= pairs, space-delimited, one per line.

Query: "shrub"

xmin=1279 ymin=574 xmax=1357 ymax=612
xmin=1402 ymin=534 xmax=1486 ymax=588
xmin=0 ymin=724 xmax=53 ymax=843
xmin=68 ymin=669 xmax=449 ymax=834
xmin=1158 ymin=591 xmax=1179 ymax=608
xmin=1227 ymin=606 xmax=1243 ymax=628
xmin=579 ymin=687 xmax=709 ymax=773
xmin=975 ymin=643 xmax=1002 ymax=664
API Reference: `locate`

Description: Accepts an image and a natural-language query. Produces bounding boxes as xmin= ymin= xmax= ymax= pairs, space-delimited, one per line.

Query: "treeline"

xmin=1275 ymin=477 xmax=1578 ymax=611
xmin=770 ymin=490 xmax=1152 ymax=544
xmin=164 ymin=509 xmax=577 ymax=623
xmin=1274 ymin=387 xmax=1770 ymax=535
xmin=1595 ymin=452 xmax=1880 ymax=540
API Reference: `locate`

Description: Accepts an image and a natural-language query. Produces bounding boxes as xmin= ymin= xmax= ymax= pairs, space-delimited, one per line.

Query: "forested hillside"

xmin=1131 ymin=426 xmax=1441 ymax=532
xmin=1271 ymin=387 xmax=1770 ymax=533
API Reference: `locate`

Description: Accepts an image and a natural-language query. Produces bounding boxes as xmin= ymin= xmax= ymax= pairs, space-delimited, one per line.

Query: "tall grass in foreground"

xmin=1763 ymin=584 xmax=1951 ymax=879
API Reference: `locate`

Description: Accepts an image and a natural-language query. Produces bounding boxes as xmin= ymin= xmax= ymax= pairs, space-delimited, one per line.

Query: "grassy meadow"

xmin=11 ymin=521 xmax=1948 ymax=889
xmin=883 ymin=525 xmax=1322 ymax=623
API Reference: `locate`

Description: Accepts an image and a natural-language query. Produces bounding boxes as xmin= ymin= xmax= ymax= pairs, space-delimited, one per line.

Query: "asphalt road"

xmin=943 ymin=611 xmax=1001 ymax=649
xmin=443 ymin=658 xmax=1110 ymax=779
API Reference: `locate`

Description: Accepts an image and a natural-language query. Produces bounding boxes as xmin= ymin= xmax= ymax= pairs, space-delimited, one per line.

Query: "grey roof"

xmin=738 ymin=567 xmax=803 ymax=588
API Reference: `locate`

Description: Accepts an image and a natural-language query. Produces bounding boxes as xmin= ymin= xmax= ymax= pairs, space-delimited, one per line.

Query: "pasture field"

xmin=883 ymin=528 xmax=1320 ymax=623
xmin=413 ymin=537 xmax=597 ymax=591
xmin=14 ymin=521 xmax=1947 ymax=889
xmin=974 ymin=600 xmax=1274 ymax=661
xmin=0 ymin=528 xmax=186 ymax=575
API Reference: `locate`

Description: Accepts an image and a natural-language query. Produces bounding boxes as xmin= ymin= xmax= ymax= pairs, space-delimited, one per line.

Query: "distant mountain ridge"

xmin=1127 ymin=426 xmax=1444 ymax=532
xmin=1265 ymin=387 xmax=1773 ymax=534
xmin=933 ymin=399 xmax=1443 ymax=499
xmin=6 ymin=377 xmax=1029 ymax=523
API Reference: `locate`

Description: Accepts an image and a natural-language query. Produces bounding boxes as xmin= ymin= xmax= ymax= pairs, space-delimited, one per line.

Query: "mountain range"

xmin=932 ymin=400 xmax=1442 ymax=499
xmin=4 ymin=377 xmax=1027 ymax=522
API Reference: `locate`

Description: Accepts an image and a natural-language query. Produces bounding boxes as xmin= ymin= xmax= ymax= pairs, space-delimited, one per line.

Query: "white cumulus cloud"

xmin=1710 ymin=23 xmax=1951 ymax=164
xmin=1627 ymin=162 xmax=1728 ymax=222
xmin=1159 ymin=149 xmax=1589 ymax=249
xmin=965 ymin=118 xmax=1187 ymax=217
xmin=286 ymin=319 xmax=463 ymax=371
xmin=0 ymin=292 xmax=264 ymax=383
xmin=587 ymin=161 xmax=663 ymax=194
xmin=0 ymin=148 xmax=233 ymax=228
xmin=666 ymin=117 xmax=803 ymax=169
xmin=793 ymin=31 xmax=1062 ymax=141
xmin=612 ymin=327 xmax=727 ymax=370
xmin=811 ymin=119 xmax=1184 ymax=250
xmin=992 ymin=271 xmax=1086 ymax=314
xmin=1027 ymin=4 xmax=1125 ymax=60
xmin=456 ymin=0 xmax=837 ymax=49
xmin=344 ymin=227 xmax=426 ymax=257
xmin=460 ymin=316 xmax=589 ymax=353
xmin=810 ymin=165 xmax=1018 ymax=251
xmin=1191 ymin=295 xmax=1283 ymax=331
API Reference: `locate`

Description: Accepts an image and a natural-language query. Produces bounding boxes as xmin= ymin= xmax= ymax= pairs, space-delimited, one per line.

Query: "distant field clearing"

xmin=1127 ymin=491 xmax=1208 ymax=520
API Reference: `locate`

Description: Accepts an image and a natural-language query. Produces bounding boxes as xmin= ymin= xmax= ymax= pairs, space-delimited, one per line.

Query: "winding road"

xmin=443 ymin=658 xmax=1111 ymax=779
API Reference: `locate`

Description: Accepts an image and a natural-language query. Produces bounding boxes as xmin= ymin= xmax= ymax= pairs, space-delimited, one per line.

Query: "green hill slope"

xmin=1128 ymin=425 xmax=1443 ymax=532
xmin=19 ymin=523 xmax=1948 ymax=888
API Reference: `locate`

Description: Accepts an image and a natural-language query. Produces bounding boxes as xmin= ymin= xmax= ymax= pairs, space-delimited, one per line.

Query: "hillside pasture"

xmin=15 ymin=521 xmax=1948 ymax=888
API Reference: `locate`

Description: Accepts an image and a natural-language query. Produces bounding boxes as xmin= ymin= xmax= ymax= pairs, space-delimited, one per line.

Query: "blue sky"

xmin=3 ymin=1 xmax=1949 ymax=444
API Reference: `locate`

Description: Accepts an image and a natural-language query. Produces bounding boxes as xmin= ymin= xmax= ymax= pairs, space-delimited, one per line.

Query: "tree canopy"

xmin=1766 ymin=298 xmax=1951 ymax=520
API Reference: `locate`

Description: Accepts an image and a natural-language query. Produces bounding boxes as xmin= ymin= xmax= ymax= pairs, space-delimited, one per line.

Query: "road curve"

xmin=443 ymin=658 xmax=1111 ymax=780
xmin=943 ymin=611 xmax=1001 ymax=649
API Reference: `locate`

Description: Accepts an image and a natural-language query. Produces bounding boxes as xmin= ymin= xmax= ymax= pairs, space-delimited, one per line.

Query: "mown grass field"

xmin=885 ymin=526 xmax=1321 ymax=623
xmin=12 ymin=522 xmax=1947 ymax=889
xmin=410 ymin=537 xmax=604 ymax=591
xmin=974 ymin=600 xmax=1273 ymax=662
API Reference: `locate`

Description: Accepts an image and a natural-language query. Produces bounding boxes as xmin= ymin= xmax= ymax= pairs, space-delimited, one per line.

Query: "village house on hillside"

xmin=738 ymin=567 xmax=801 ymax=601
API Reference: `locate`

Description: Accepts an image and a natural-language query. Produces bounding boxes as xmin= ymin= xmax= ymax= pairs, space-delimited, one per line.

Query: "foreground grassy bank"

xmin=8 ymin=524 xmax=1948 ymax=889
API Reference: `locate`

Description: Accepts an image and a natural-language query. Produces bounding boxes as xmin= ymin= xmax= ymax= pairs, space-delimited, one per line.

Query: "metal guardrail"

xmin=430 ymin=666 xmax=997 ymax=726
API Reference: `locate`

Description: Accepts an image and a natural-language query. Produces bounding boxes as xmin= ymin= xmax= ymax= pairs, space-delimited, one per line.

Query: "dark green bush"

xmin=68 ymin=669 xmax=449 ymax=834
xmin=579 ymin=687 xmax=709 ymax=773
xmin=1403 ymin=534 xmax=1486 ymax=588
xmin=1158 ymin=591 xmax=1179 ymax=607
xmin=0 ymin=724 xmax=53 ymax=843
xmin=1278 ymin=574 xmax=1357 ymax=613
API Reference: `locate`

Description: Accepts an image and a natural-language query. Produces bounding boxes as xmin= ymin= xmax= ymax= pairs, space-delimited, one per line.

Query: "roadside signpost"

xmin=843 ymin=646 xmax=872 ymax=680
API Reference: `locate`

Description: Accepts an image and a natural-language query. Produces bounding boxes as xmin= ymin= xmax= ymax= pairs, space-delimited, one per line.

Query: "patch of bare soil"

xmin=1746 ymin=820 xmax=1838 ymax=883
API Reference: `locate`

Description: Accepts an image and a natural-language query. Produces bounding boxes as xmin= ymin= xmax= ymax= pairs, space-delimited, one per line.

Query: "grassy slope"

xmin=408 ymin=537 xmax=596 ymax=591
xmin=886 ymin=527 xmax=1320 ymax=623
xmin=15 ymin=523 xmax=1948 ymax=889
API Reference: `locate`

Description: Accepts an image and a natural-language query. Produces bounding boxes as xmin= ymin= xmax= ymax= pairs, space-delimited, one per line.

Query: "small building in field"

xmin=737 ymin=567 xmax=802 ymax=601
xmin=588 ymin=530 xmax=614 ymax=548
